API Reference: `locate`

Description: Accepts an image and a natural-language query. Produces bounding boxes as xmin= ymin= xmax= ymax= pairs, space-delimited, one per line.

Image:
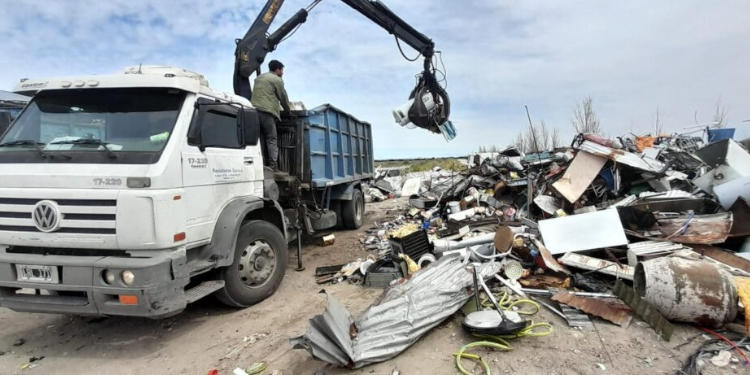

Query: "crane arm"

xmin=233 ymin=0 xmax=450 ymax=134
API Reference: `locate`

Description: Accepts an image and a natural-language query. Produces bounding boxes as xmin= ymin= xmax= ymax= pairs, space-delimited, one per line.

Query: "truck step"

xmin=187 ymin=259 xmax=215 ymax=275
xmin=185 ymin=280 xmax=225 ymax=304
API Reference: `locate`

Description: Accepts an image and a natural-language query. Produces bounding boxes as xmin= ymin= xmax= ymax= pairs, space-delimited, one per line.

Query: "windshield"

xmin=0 ymin=88 xmax=185 ymax=164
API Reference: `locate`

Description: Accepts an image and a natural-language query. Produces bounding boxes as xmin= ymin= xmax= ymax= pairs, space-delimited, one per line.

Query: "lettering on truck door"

xmin=181 ymin=100 xmax=262 ymax=245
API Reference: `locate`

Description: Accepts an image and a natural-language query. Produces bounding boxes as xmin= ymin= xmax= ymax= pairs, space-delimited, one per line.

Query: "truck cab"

xmin=0 ymin=90 xmax=29 ymax=136
xmin=0 ymin=66 xmax=290 ymax=317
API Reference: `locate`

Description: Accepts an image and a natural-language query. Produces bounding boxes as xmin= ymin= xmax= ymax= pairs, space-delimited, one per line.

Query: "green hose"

xmin=454 ymin=340 xmax=511 ymax=375
xmin=454 ymin=291 xmax=554 ymax=375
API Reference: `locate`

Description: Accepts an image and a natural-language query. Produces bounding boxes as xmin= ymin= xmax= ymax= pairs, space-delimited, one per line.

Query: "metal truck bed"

xmin=278 ymin=104 xmax=374 ymax=188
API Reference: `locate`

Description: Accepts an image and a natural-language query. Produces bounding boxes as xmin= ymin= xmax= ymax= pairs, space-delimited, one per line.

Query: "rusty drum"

xmin=634 ymin=256 xmax=737 ymax=327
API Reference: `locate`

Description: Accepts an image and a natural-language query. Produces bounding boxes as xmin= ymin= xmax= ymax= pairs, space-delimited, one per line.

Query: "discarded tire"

xmin=634 ymin=256 xmax=737 ymax=327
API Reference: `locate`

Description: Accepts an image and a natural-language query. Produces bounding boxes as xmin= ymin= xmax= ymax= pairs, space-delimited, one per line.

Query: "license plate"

xmin=16 ymin=264 xmax=59 ymax=284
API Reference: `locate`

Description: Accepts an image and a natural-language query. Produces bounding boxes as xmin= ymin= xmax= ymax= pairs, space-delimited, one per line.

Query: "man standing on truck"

xmin=251 ymin=59 xmax=291 ymax=169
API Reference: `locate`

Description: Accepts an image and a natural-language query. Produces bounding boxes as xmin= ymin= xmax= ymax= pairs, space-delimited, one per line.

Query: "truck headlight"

xmin=103 ymin=270 xmax=116 ymax=285
xmin=121 ymin=270 xmax=136 ymax=286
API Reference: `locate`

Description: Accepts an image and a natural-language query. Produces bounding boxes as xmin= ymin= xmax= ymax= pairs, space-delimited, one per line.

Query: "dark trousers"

xmin=258 ymin=111 xmax=278 ymax=168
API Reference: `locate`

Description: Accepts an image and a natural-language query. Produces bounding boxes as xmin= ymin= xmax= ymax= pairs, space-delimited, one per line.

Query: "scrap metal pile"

xmin=294 ymin=131 xmax=750 ymax=373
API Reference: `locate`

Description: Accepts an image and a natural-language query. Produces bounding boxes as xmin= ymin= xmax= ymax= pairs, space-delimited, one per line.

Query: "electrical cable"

xmin=394 ymin=36 xmax=421 ymax=62
xmin=432 ymin=51 xmax=448 ymax=89
xmin=697 ymin=327 xmax=750 ymax=365
xmin=279 ymin=24 xmax=303 ymax=43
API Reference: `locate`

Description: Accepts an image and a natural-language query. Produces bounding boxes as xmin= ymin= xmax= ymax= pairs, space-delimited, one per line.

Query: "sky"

xmin=1 ymin=0 xmax=748 ymax=159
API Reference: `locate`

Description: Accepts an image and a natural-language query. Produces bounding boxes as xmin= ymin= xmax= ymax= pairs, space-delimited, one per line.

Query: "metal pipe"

xmin=494 ymin=275 xmax=526 ymax=297
xmin=470 ymin=264 xmax=481 ymax=311
xmin=521 ymin=288 xmax=616 ymax=299
xmin=295 ymin=227 xmax=305 ymax=271
xmin=433 ymin=232 xmax=495 ymax=252
xmin=476 ymin=268 xmax=502 ymax=312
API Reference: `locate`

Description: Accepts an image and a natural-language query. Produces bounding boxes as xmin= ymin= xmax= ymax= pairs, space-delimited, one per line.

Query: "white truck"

xmin=0 ymin=0 xmax=450 ymax=318
xmin=0 ymin=66 xmax=314 ymax=317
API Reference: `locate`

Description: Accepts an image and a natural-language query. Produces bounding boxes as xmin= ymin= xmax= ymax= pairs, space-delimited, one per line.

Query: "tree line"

xmin=478 ymin=97 xmax=730 ymax=154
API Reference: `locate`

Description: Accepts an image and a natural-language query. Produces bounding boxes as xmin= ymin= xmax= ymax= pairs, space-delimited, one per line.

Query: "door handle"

xmin=243 ymin=158 xmax=254 ymax=165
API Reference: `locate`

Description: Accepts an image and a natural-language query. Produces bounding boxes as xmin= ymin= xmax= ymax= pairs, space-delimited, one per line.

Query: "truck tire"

xmin=342 ymin=189 xmax=365 ymax=229
xmin=216 ymin=220 xmax=288 ymax=307
xmin=330 ymin=200 xmax=344 ymax=228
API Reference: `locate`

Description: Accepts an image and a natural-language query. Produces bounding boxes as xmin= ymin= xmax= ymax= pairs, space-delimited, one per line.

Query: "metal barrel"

xmin=634 ymin=256 xmax=737 ymax=327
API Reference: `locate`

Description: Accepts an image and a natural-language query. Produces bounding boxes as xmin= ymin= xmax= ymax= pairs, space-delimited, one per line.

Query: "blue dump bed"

xmin=278 ymin=104 xmax=374 ymax=188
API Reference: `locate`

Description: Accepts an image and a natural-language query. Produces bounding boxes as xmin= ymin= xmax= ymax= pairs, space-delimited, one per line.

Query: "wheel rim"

xmin=238 ymin=240 xmax=276 ymax=287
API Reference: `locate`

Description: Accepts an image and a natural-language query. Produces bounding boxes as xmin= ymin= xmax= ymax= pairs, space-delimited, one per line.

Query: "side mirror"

xmin=240 ymin=108 xmax=260 ymax=146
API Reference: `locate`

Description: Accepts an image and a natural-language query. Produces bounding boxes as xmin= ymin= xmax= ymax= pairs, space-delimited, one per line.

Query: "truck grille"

xmin=0 ymin=198 xmax=116 ymax=235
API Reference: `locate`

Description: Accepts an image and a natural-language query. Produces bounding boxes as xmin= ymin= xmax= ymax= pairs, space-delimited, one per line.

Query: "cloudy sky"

xmin=1 ymin=0 xmax=748 ymax=158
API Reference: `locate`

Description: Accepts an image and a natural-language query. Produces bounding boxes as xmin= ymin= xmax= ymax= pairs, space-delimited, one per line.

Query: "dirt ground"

xmin=0 ymin=198 xmax=744 ymax=375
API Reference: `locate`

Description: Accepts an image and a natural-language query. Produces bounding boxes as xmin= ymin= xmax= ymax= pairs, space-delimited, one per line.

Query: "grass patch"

xmin=375 ymin=158 xmax=467 ymax=173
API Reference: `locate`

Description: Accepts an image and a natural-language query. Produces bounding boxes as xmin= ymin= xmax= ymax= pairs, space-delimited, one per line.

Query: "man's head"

xmin=268 ymin=60 xmax=284 ymax=77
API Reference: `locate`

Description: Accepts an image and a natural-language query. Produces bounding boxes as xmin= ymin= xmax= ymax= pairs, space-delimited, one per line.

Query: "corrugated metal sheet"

xmin=614 ymin=280 xmax=674 ymax=341
xmin=552 ymin=291 xmax=632 ymax=326
xmin=291 ymin=256 xmax=502 ymax=368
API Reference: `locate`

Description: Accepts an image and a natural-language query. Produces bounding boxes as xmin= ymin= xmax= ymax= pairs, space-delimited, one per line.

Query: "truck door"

xmin=181 ymin=99 xmax=263 ymax=244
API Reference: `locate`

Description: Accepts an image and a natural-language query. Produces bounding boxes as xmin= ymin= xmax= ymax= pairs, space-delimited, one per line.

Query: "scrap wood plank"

xmin=552 ymin=291 xmax=632 ymax=327
xmin=552 ymin=151 xmax=608 ymax=203
xmin=614 ymin=280 xmax=674 ymax=341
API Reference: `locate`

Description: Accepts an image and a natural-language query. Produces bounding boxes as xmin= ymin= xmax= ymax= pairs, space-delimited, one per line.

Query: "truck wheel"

xmin=330 ymin=200 xmax=344 ymax=228
xmin=342 ymin=189 xmax=365 ymax=229
xmin=216 ymin=220 xmax=288 ymax=307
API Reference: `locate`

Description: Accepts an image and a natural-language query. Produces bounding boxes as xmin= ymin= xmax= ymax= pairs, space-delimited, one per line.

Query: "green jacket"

xmin=251 ymin=72 xmax=290 ymax=120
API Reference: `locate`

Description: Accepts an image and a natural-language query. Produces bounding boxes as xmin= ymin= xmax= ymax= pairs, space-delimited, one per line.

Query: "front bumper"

xmin=0 ymin=247 xmax=189 ymax=318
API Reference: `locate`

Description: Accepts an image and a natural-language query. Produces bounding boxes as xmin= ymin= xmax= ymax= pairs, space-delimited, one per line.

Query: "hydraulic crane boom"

xmin=233 ymin=0 xmax=451 ymax=135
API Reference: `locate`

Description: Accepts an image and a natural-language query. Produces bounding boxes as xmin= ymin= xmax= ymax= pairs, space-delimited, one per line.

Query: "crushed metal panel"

xmin=693 ymin=139 xmax=750 ymax=194
xmin=558 ymin=252 xmax=634 ymax=280
xmin=534 ymin=195 xmax=561 ymax=215
xmin=290 ymin=292 xmax=355 ymax=367
xmin=656 ymin=212 xmax=733 ymax=244
xmin=694 ymin=138 xmax=750 ymax=170
xmin=531 ymin=238 xmax=570 ymax=274
xmin=552 ymin=291 xmax=632 ymax=327
xmin=714 ymin=176 xmax=750 ymax=210
xmin=577 ymin=140 xmax=665 ymax=173
xmin=539 ymin=209 xmax=628 ymax=254
xmin=693 ymin=165 xmax=740 ymax=195
xmin=551 ymin=151 xmax=608 ymax=203
xmin=693 ymin=244 xmax=750 ymax=275
xmin=614 ymin=280 xmax=674 ymax=341
xmin=399 ymin=177 xmax=422 ymax=197
xmin=626 ymin=240 xmax=690 ymax=266
xmin=291 ymin=256 xmax=501 ymax=368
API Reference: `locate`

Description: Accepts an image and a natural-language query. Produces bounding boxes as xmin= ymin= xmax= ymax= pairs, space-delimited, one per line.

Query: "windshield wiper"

xmin=0 ymin=139 xmax=49 ymax=159
xmin=50 ymin=138 xmax=118 ymax=159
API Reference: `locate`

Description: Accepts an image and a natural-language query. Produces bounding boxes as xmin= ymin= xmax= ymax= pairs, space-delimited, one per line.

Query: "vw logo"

xmin=32 ymin=200 xmax=62 ymax=233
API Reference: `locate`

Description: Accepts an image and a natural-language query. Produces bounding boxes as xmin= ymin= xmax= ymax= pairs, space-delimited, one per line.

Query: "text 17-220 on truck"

xmin=0 ymin=66 xmax=372 ymax=317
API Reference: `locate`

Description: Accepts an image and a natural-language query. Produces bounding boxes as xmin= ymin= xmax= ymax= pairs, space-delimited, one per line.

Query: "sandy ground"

xmin=0 ymin=198 xmax=744 ymax=375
